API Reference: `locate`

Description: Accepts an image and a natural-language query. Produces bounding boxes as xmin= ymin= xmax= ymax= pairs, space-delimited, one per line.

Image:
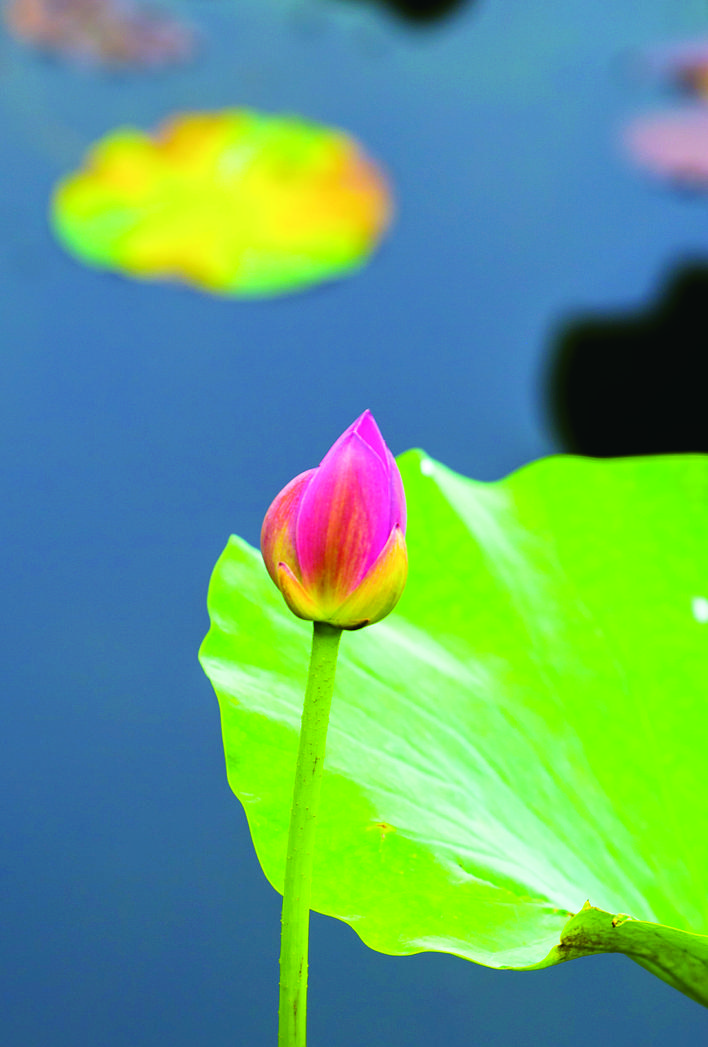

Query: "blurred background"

xmin=2 ymin=0 xmax=708 ymax=1043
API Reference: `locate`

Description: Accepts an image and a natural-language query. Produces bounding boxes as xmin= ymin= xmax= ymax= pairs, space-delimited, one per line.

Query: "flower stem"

xmin=278 ymin=621 xmax=343 ymax=1047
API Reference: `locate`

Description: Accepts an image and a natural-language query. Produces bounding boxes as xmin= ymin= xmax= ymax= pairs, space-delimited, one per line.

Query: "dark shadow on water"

xmin=546 ymin=261 xmax=708 ymax=457
xmin=335 ymin=0 xmax=472 ymax=26
xmin=370 ymin=0 xmax=469 ymax=24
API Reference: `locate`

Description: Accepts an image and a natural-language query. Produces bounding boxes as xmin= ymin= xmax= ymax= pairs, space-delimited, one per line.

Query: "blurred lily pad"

xmin=199 ymin=451 xmax=708 ymax=1004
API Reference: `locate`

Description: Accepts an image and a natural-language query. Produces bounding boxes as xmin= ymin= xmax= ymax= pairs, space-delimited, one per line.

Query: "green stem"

xmin=278 ymin=621 xmax=342 ymax=1047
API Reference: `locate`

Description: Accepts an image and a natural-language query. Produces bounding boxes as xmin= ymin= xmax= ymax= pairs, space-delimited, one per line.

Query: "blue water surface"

xmin=1 ymin=0 xmax=707 ymax=1043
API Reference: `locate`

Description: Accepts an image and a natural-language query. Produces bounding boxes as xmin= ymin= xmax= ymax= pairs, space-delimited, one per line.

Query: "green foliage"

xmin=199 ymin=451 xmax=708 ymax=1004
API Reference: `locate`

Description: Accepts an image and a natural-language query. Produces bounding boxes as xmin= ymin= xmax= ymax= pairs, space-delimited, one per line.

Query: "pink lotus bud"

xmin=261 ymin=411 xmax=407 ymax=630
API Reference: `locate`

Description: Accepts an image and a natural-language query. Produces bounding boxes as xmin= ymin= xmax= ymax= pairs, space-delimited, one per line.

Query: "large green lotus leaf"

xmin=199 ymin=452 xmax=708 ymax=1003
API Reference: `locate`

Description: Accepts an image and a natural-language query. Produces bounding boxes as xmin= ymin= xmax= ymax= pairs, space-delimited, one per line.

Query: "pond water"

xmin=2 ymin=0 xmax=706 ymax=1043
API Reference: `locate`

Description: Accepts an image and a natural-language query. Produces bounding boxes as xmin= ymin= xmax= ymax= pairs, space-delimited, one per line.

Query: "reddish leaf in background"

xmin=4 ymin=0 xmax=196 ymax=69
xmin=623 ymin=108 xmax=708 ymax=185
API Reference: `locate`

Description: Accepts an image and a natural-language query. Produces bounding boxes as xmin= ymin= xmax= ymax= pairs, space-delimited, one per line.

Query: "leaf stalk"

xmin=278 ymin=621 xmax=342 ymax=1047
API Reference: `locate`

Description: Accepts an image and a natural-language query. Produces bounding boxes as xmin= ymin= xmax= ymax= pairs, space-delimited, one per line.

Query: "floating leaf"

xmin=50 ymin=110 xmax=392 ymax=297
xmin=199 ymin=451 xmax=708 ymax=1004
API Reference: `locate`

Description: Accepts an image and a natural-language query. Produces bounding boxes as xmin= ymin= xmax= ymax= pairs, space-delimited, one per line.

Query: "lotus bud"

xmin=261 ymin=411 xmax=407 ymax=630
